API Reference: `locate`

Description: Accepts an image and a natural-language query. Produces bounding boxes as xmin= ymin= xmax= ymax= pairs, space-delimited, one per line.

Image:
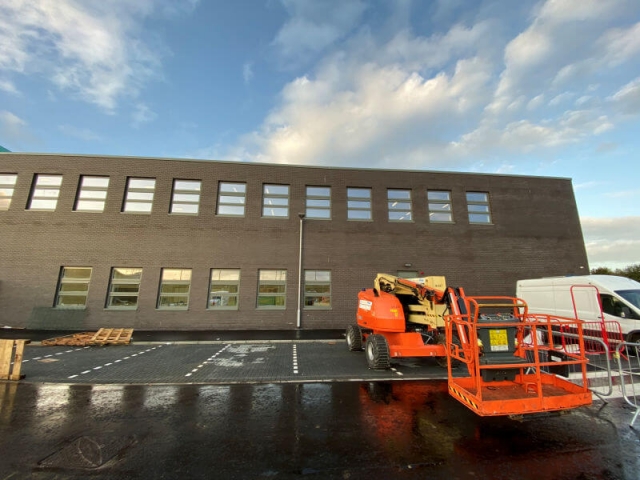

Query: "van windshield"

xmin=616 ymin=289 xmax=640 ymax=309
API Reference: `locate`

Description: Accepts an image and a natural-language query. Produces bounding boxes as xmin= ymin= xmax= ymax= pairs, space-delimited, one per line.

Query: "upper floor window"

xmin=257 ymin=269 xmax=286 ymax=308
xmin=387 ymin=189 xmax=412 ymax=222
xmin=123 ymin=177 xmax=155 ymax=213
xmin=427 ymin=190 xmax=453 ymax=223
xmin=171 ymin=179 xmax=201 ymax=215
xmin=217 ymin=182 xmax=246 ymax=216
xmin=0 ymin=174 xmax=17 ymax=211
xmin=157 ymin=268 xmax=192 ymax=310
xmin=263 ymin=184 xmax=289 ymax=218
xmin=306 ymin=186 xmax=331 ymax=219
xmin=208 ymin=269 xmax=240 ymax=309
xmin=106 ymin=268 xmax=143 ymax=309
xmin=75 ymin=176 xmax=109 ymax=212
xmin=55 ymin=267 xmax=91 ymax=308
xmin=28 ymin=174 xmax=62 ymax=211
xmin=466 ymin=192 xmax=492 ymax=224
xmin=304 ymin=270 xmax=331 ymax=309
xmin=347 ymin=188 xmax=372 ymax=221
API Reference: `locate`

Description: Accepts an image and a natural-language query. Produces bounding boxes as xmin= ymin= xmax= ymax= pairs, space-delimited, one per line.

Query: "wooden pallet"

xmin=0 ymin=339 xmax=30 ymax=380
xmin=41 ymin=329 xmax=133 ymax=347
xmin=89 ymin=328 xmax=133 ymax=345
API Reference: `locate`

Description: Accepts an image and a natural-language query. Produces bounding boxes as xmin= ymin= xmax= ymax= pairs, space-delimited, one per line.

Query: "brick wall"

xmin=0 ymin=153 xmax=589 ymax=330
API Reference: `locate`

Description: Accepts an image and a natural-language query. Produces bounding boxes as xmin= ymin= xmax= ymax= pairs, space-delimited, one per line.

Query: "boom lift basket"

xmin=445 ymin=297 xmax=592 ymax=417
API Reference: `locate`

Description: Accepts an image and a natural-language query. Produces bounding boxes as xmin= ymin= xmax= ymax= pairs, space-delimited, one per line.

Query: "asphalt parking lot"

xmin=18 ymin=340 xmax=450 ymax=385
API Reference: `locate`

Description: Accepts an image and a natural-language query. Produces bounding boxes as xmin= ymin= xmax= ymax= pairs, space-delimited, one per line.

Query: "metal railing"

xmin=615 ymin=341 xmax=640 ymax=427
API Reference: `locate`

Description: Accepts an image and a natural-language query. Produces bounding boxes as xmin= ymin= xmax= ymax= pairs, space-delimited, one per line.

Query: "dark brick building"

xmin=0 ymin=153 xmax=589 ymax=331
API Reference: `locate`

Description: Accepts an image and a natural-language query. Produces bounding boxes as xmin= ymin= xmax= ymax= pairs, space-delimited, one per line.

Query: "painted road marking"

xmin=293 ymin=344 xmax=299 ymax=375
xmin=185 ymin=344 xmax=230 ymax=377
xmin=391 ymin=367 xmax=403 ymax=377
xmin=67 ymin=345 xmax=164 ymax=379
xmin=22 ymin=347 xmax=86 ymax=364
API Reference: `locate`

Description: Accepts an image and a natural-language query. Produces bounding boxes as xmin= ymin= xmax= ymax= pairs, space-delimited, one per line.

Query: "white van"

xmin=516 ymin=275 xmax=640 ymax=343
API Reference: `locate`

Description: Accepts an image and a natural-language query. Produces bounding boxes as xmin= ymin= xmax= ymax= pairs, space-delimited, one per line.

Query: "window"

xmin=209 ymin=269 xmax=240 ymax=309
xmin=55 ymin=267 xmax=91 ymax=308
xmin=306 ymin=186 xmax=331 ymax=219
xmin=0 ymin=174 xmax=17 ymax=211
xmin=171 ymin=179 xmax=201 ymax=215
xmin=427 ymin=190 xmax=453 ymax=223
xmin=257 ymin=270 xmax=286 ymax=308
xmin=387 ymin=189 xmax=412 ymax=221
xmin=28 ymin=174 xmax=62 ymax=211
xmin=157 ymin=268 xmax=192 ymax=309
xmin=106 ymin=268 xmax=142 ymax=309
xmin=347 ymin=188 xmax=372 ymax=220
xmin=217 ymin=182 xmax=246 ymax=216
xmin=397 ymin=270 xmax=418 ymax=279
xmin=304 ymin=270 xmax=331 ymax=309
xmin=466 ymin=192 xmax=492 ymax=224
xmin=75 ymin=176 xmax=109 ymax=212
xmin=123 ymin=177 xmax=156 ymax=213
xmin=262 ymin=184 xmax=289 ymax=218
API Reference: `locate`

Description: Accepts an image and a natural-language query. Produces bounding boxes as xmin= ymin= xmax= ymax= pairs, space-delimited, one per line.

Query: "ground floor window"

xmin=304 ymin=270 xmax=331 ymax=309
xmin=257 ymin=270 xmax=286 ymax=308
xmin=209 ymin=269 xmax=240 ymax=309
xmin=158 ymin=268 xmax=192 ymax=309
xmin=106 ymin=268 xmax=142 ymax=309
xmin=55 ymin=267 xmax=92 ymax=308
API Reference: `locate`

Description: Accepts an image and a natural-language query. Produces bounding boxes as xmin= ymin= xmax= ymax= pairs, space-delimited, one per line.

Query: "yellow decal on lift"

xmin=489 ymin=329 xmax=509 ymax=352
xmin=389 ymin=308 xmax=399 ymax=318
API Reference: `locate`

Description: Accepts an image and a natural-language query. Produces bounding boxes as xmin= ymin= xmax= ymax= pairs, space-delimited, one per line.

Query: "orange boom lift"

xmin=346 ymin=274 xmax=592 ymax=417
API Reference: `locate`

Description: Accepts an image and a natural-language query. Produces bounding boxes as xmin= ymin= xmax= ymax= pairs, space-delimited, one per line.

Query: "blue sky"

xmin=0 ymin=0 xmax=639 ymax=269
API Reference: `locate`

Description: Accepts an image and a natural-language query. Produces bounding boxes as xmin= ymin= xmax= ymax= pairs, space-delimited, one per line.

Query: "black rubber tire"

xmin=346 ymin=324 xmax=363 ymax=351
xmin=365 ymin=334 xmax=391 ymax=369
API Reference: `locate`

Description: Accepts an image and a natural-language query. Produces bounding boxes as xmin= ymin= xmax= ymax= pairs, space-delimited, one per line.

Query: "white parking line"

xmin=67 ymin=345 xmax=164 ymax=379
xmin=185 ymin=344 xmax=230 ymax=377
xmin=292 ymin=344 xmax=299 ymax=375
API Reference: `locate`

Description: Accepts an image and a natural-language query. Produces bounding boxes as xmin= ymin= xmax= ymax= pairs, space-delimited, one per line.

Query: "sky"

xmin=0 ymin=0 xmax=639 ymax=270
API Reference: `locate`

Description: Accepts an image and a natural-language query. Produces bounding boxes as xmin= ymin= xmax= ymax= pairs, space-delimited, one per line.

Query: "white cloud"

xmin=243 ymin=62 xmax=254 ymax=85
xmin=610 ymin=77 xmax=640 ymax=115
xmin=581 ymin=216 xmax=640 ymax=269
xmin=0 ymin=0 xmax=188 ymax=111
xmin=58 ymin=124 xmax=102 ymax=141
xmin=0 ymin=79 xmax=19 ymax=95
xmin=272 ymin=0 xmax=368 ymax=63
xmin=132 ymin=103 xmax=157 ymax=128
xmin=0 ymin=110 xmax=32 ymax=143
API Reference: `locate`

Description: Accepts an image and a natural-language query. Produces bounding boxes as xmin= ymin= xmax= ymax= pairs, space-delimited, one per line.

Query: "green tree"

xmin=591 ymin=264 xmax=640 ymax=282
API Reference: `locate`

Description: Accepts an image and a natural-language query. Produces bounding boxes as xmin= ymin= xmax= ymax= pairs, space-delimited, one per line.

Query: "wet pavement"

xmin=1 ymin=330 xmax=640 ymax=479
xmin=1 ymin=381 xmax=639 ymax=479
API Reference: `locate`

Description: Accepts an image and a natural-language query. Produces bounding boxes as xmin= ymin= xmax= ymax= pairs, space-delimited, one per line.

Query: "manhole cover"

xmin=38 ymin=435 xmax=136 ymax=470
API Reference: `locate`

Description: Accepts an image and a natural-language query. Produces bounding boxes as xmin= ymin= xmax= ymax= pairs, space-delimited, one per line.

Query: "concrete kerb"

xmin=27 ymin=338 xmax=343 ymax=346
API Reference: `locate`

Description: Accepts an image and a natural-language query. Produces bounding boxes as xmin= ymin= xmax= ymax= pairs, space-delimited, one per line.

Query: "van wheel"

xmin=346 ymin=324 xmax=363 ymax=351
xmin=365 ymin=334 xmax=390 ymax=369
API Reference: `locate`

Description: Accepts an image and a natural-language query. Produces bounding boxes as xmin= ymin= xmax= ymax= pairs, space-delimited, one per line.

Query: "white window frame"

xmin=306 ymin=186 xmax=331 ymax=219
xmin=55 ymin=267 xmax=92 ymax=308
xmin=208 ymin=269 xmax=241 ymax=310
xmin=466 ymin=192 xmax=492 ymax=224
xmin=304 ymin=270 xmax=331 ymax=309
xmin=106 ymin=267 xmax=143 ymax=310
xmin=427 ymin=190 xmax=453 ymax=223
xmin=257 ymin=269 xmax=287 ymax=309
xmin=123 ymin=177 xmax=156 ymax=213
xmin=171 ymin=179 xmax=201 ymax=215
xmin=157 ymin=268 xmax=192 ymax=310
xmin=0 ymin=174 xmax=17 ymax=211
xmin=217 ymin=182 xmax=246 ymax=217
xmin=262 ymin=184 xmax=290 ymax=218
xmin=75 ymin=176 xmax=110 ymax=212
xmin=347 ymin=188 xmax=372 ymax=221
xmin=29 ymin=174 xmax=62 ymax=211
xmin=387 ymin=189 xmax=412 ymax=222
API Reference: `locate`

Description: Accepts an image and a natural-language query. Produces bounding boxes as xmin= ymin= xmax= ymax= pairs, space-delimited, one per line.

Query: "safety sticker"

xmin=359 ymin=299 xmax=373 ymax=311
xmin=489 ymin=329 xmax=509 ymax=351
